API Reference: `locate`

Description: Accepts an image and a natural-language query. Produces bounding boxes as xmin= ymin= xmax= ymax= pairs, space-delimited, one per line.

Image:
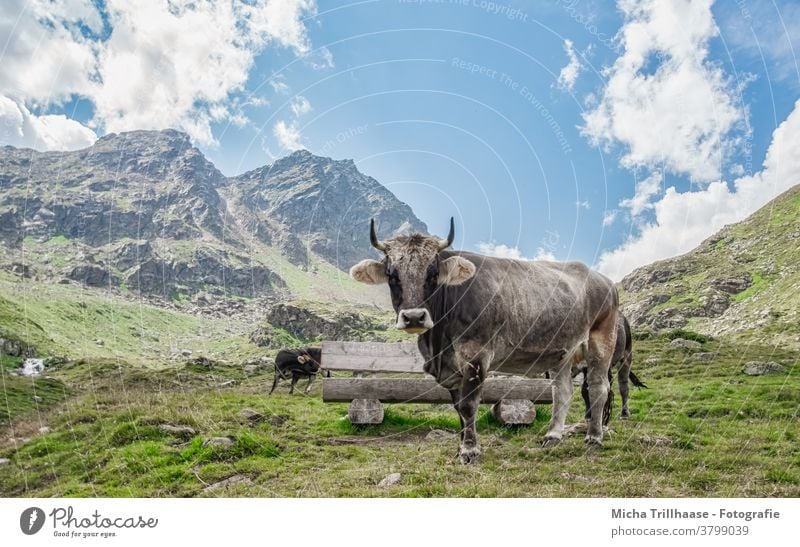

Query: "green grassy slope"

xmin=1 ymin=334 xmax=797 ymax=497
xmin=620 ymin=185 xmax=800 ymax=347
xmin=0 ymin=271 xmax=262 ymax=365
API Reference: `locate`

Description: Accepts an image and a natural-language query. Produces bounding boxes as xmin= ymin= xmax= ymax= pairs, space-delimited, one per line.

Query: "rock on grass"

xmin=378 ymin=473 xmax=402 ymax=487
xmin=742 ymin=361 xmax=786 ymax=376
xmin=203 ymin=437 xmax=234 ymax=448
xmin=670 ymin=339 xmax=702 ymax=350
xmin=202 ymin=474 xmax=253 ymax=493
xmin=158 ymin=424 xmax=197 ymax=437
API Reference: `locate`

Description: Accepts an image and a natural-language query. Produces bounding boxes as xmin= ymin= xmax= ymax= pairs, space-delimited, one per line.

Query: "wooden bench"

xmin=321 ymin=341 xmax=553 ymax=425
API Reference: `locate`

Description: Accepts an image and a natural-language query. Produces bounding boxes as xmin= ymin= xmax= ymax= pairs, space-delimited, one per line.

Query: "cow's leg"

xmin=449 ymin=389 xmax=466 ymax=445
xmin=542 ymin=361 xmax=573 ymax=447
xmin=269 ymin=369 xmax=281 ymax=395
xmin=304 ymin=374 xmax=315 ymax=394
xmin=618 ymin=352 xmax=632 ymax=418
xmin=580 ymin=369 xmax=591 ymax=419
xmin=289 ymin=373 xmax=299 ymax=395
xmin=454 ymin=361 xmax=486 ymax=464
xmin=585 ymin=312 xmax=617 ymax=446
xmin=602 ymin=367 xmax=614 ymax=426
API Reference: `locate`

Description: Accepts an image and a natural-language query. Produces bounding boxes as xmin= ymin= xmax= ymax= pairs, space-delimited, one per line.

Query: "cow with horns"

xmin=349 ymin=218 xmax=620 ymax=463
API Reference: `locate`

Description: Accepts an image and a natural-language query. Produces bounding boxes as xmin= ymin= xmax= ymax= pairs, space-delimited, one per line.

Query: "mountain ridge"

xmin=0 ymin=129 xmax=424 ymax=306
xmin=620 ymin=183 xmax=800 ymax=348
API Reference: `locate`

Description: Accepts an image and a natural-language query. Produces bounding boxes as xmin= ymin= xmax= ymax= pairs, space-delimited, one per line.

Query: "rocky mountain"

xmin=230 ymin=150 xmax=426 ymax=269
xmin=620 ymin=184 xmax=800 ymax=348
xmin=0 ymin=130 xmax=425 ymax=305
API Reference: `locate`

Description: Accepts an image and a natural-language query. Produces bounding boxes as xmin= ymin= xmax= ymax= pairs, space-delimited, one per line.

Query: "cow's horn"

xmin=370 ymin=219 xmax=387 ymax=251
xmin=437 ymin=217 xmax=455 ymax=250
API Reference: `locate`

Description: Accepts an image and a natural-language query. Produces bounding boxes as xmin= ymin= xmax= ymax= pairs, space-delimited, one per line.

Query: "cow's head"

xmin=349 ymin=218 xmax=475 ymax=334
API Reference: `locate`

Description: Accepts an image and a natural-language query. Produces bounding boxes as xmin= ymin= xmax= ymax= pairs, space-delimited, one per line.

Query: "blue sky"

xmin=1 ymin=0 xmax=799 ymax=279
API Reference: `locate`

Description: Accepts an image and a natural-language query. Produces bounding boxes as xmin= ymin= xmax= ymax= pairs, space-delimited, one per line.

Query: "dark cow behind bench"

xmin=270 ymin=347 xmax=329 ymax=395
xmin=576 ymin=313 xmax=647 ymax=424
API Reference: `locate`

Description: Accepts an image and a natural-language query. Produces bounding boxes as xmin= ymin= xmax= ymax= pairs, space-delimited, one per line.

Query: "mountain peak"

xmin=232 ymin=149 xmax=427 ymax=269
xmin=96 ymin=128 xmax=191 ymax=146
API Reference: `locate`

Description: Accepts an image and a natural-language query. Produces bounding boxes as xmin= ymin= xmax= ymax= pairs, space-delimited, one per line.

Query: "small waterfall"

xmin=19 ymin=358 xmax=45 ymax=376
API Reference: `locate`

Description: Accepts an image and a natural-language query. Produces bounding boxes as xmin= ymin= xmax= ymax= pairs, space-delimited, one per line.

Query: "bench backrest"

xmin=321 ymin=341 xmax=425 ymax=373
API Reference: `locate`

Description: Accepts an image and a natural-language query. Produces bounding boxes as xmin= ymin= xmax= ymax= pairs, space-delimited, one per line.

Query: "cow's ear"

xmin=439 ymin=256 xmax=475 ymax=286
xmin=349 ymin=259 xmax=387 ymax=284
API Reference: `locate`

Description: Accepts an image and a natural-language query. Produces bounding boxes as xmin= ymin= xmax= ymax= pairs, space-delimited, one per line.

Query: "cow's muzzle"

xmin=396 ymin=308 xmax=434 ymax=333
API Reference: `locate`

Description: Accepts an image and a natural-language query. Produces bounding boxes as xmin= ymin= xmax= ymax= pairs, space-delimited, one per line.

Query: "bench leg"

xmin=348 ymin=399 xmax=384 ymax=425
xmin=491 ymin=400 xmax=536 ymax=425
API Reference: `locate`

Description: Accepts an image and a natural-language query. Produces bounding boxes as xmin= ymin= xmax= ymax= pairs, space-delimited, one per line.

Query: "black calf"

xmin=269 ymin=347 xmax=329 ymax=395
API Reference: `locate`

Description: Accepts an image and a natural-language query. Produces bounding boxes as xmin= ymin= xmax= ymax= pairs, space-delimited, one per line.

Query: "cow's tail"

xmin=629 ymin=370 xmax=647 ymax=389
xmin=622 ymin=315 xmax=632 ymax=354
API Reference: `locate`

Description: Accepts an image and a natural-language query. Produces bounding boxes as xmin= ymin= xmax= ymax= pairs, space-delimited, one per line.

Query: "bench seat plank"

xmin=321 ymin=341 xmax=425 ymax=373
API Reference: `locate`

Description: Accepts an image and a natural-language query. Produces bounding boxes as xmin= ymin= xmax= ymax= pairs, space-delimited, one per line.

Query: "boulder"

xmin=742 ymin=361 xmax=786 ymax=376
xmin=692 ymin=352 xmax=716 ymax=362
xmin=238 ymin=408 xmax=266 ymax=423
xmin=711 ymin=275 xmax=752 ymax=294
xmin=669 ymin=338 xmax=702 ymax=350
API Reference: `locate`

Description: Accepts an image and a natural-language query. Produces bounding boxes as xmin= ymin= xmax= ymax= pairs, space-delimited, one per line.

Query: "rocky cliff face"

xmin=620 ymin=184 xmax=800 ymax=347
xmin=0 ymin=130 xmax=425 ymax=303
xmin=231 ymin=150 xmax=427 ymax=270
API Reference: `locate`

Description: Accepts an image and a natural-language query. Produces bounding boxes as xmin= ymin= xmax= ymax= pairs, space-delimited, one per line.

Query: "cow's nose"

xmin=396 ymin=308 xmax=433 ymax=332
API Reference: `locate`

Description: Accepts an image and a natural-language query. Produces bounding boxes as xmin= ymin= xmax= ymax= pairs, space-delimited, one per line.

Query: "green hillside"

xmin=620 ymin=185 xmax=800 ymax=348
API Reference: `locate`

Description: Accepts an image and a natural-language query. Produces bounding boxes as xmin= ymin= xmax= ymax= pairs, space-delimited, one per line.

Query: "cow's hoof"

xmin=541 ymin=435 xmax=562 ymax=448
xmin=584 ymin=435 xmax=603 ymax=448
xmin=620 ymin=409 xmax=631 ymax=419
xmin=457 ymin=445 xmax=481 ymax=465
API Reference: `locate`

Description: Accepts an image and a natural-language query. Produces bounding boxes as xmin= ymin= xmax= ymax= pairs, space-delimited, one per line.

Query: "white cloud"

xmin=597 ymin=98 xmax=800 ymax=281
xmin=270 ymin=79 xmax=290 ymax=94
xmin=602 ymin=210 xmax=618 ymax=226
xmin=557 ymin=39 xmax=582 ymax=91
xmin=90 ymin=0 xmax=321 ymax=146
xmin=0 ymin=0 xmax=324 ymax=150
xmin=0 ymin=96 xmax=97 ymax=151
xmin=476 ymin=243 xmax=557 ymax=261
xmin=477 ymin=242 xmax=527 ymax=260
xmin=273 ymin=120 xmax=303 ymax=150
xmin=581 ymin=0 xmax=745 ymax=182
xmin=245 ymin=0 xmax=316 ymax=55
xmin=0 ymin=0 xmax=100 ymax=104
xmin=619 ymin=171 xmax=663 ymax=216
xmin=533 ymin=247 xmax=557 ymax=261
xmin=290 ymin=95 xmax=312 ymax=116
xmin=575 ymin=200 xmax=591 ymax=210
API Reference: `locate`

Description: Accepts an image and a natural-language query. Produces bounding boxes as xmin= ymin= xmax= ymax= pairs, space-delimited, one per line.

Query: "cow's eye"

xmin=425 ymin=264 xmax=438 ymax=282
